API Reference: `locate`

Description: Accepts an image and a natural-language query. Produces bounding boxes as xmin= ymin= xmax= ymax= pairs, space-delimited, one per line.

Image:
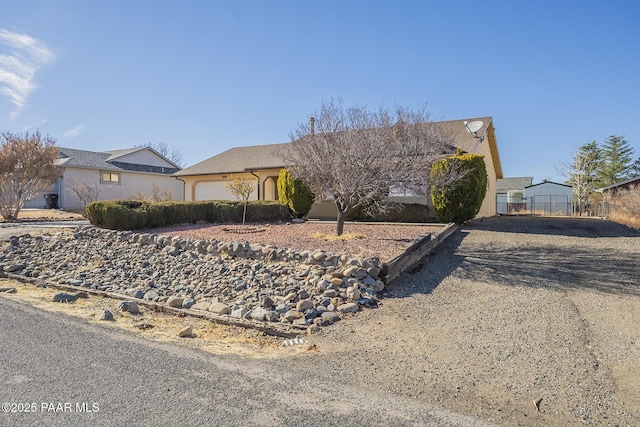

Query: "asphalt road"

xmin=0 ymin=298 xmax=492 ymax=427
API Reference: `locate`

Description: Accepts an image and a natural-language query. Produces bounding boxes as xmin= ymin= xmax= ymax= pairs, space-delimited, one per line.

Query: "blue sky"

xmin=1 ymin=0 xmax=638 ymax=182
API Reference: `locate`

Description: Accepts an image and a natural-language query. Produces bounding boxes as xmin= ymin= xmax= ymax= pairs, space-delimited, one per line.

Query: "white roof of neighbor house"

xmin=56 ymin=147 xmax=181 ymax=174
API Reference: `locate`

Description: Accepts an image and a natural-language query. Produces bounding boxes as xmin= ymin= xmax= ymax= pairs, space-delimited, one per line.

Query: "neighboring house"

xmin=601 ymin=175 xmax=640 ymax=198
xmin=524 ymin=181 xmax=573 ymax=216
xmin=496 ymin=177 xmax=533 ymax=214
xmin=174 ymin=117 xmax=504 ymax=220
xmin=25 ymin=147 xmax=184 ymax=211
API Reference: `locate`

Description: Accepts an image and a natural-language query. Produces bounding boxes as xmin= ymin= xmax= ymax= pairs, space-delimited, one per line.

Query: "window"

xmin=101 ymin=172 xmax=120 ymax=184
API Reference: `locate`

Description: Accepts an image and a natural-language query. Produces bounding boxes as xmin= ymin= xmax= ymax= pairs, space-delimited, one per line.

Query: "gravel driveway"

xmin=284 ymin=216 xmax=640 ymax=426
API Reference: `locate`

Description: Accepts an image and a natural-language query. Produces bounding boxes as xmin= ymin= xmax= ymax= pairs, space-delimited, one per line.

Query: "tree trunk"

xmin=242 ymin=200 xmax=248 ymax=226
xmin=336 ymin=210 xmax=346 ymax=236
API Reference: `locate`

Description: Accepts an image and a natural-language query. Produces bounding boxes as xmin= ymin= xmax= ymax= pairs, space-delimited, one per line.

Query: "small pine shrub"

xmin=430 ymin=152 xmax=487 ymax=224
xmin=277 ymin=169 xmax=314 ymax=218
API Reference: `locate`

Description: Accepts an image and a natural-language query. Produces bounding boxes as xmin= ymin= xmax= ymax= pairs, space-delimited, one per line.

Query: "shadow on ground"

xmin=456 ymin=243 xmax=640 ymax=296
xmin=387 ymin=216 xmax=640 ymax=298
xmin=468 ymin=215 xmax=640 ymax=238
xmin=385 ymin=230 xmax=468 ymax=298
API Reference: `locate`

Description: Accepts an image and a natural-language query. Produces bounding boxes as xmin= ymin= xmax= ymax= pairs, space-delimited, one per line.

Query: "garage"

xmin=194 ymin=181 xmax=235 ymax=201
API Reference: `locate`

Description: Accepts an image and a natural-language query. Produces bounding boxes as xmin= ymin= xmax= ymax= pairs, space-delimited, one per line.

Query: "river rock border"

xmin=0 ymin=226 xmax=388 ymax=333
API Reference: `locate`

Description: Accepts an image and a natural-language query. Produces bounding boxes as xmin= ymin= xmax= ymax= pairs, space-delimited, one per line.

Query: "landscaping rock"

xmin=230 ymin=307 xmax=249 ymax=319
xmin=337 ymin=302 xmax=360 ymax=313
xmin=283 ymin=309 xmax=304 ymax=322
xmin=192 ymin=301 xmax=211 ymax=311
xmin=346 ymin=286 xmax=361 ymax=301
xmin=296 ymin=299 xmax=314 ymax=311
xmin=167 ymin=296 xmax=183 ymax=308
xmin=53 ymin=293 xmax=78 ymax=303
xmin=250 ymin=307 xmax=268 ymax=321
xmin=4 ymin=264 xmax=26 ymax=273
xmin=320 ymin=311 xmax=341 ymax=323
xmin=182 ymin=298 xmax=196 ymax=309
xmin=99 ymin=310 xmax=114 ymax=321
xmin=208 ymin=302 xmax=231 ymax=315
xmin=118 ymin=301 xmax=140 ymax=314
xmin=178 ymin=326 xmax=193 ymax=338
xmin=143 ymin=290 xmax=160 ymax=301
xmin=0 ymin=225 xmax=387 ymax=330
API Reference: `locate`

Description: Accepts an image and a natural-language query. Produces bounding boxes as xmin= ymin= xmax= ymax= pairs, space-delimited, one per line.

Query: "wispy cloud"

xmin=0 ymin=29 xmax=55 ymax=117
xmin=63 ymin=125 xmax=86 ymax=140
xmin=21 ymin=117 xmax=48 ymax=132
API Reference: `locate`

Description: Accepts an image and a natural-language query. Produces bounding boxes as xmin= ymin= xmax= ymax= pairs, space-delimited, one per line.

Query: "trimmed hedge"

xmin=86 ymin=200 xmax=291 ymax=230
xmin=347 ymin=203 xmax=432 ymax=223
xmin=430 ymin=152 xmax=487 ymax=224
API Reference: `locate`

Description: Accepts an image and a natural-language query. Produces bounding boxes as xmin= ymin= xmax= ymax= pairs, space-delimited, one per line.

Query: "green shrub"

xmin=86 ymin=200 xmax=291 ymax=230
xmin=347 ymin=203 xmax=431 ymax=222
xmin=277 ymin=169 xmax=315 ymax=218
xmin=85 ymin=200 xmax=148 ymax=230
xmin=430 ymin=152 xmax=487 ymax=224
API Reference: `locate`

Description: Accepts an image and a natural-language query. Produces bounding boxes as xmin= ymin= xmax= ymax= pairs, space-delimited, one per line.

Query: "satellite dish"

xmin=464 ymin=120 xmax=484 ymax=137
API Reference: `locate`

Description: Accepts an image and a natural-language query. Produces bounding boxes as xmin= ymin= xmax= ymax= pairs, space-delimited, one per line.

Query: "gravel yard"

xmin=154 ymin=221 xmax=443 ymax=263
xmin=2 ymin=215 xmax=638 ymax=426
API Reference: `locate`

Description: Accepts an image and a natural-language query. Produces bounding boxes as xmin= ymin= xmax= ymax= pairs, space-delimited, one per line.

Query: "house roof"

xmin=174 ymin=142 xmax=290 ymax=176
xmin=431 ymin=116 xmax=503 ymax=179
xmin=175 ymin=116 xmax=504 ymax=178
xmin=497 ymin=177 xmax=533 ymax=193
xmin=525 ymin=180 xmax=573 ymax=189
xmin=601 ymin=175 xmax=640 ymax=192
xmin=56 ymin=147 xmax=181 ymax=175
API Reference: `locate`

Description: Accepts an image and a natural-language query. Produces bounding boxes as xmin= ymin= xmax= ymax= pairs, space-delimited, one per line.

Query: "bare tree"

xmin=129 ymin=183 xmax=174 ymax=202
xmin=277 ymin=99 xmax=453 ymax=235
xmin=68 ymin=180 xmax=102 ymax=212
xmin=226 ymin=177 xmax=256 ymax=226
xmin=0 ymin=131 xmax=60 ymax=220
xmin=136 ymin=142 xmax=185 ymax=167
xmin=558 ymin=142 xmax=601 ymax=213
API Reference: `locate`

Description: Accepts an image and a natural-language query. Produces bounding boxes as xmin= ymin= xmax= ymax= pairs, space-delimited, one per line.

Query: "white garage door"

xmin=194 ymin=181 xmax=235 ymax=201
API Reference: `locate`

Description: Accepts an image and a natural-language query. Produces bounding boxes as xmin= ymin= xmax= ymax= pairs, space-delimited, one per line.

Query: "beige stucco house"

xmin=174 ymin=117 xmax=503 ymax=220
xmin=26 ymin=147 xmax=184 ymax=210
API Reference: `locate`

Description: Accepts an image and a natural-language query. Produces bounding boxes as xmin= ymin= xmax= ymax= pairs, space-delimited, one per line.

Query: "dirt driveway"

xmin=292 ymin=216 xmax=640 ymax=426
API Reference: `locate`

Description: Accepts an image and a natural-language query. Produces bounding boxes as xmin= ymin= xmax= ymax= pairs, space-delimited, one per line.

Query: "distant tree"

xmin=599 ymin=135 xmax=635 ymax=186
xmin=559 ymin=141 xmax=602 ymax=209
xmin=631 ymin=157 xmax=640 ymax=177
xmin=68 ymin=180 xmax=102 ymax=213
xmin=226 ymin=177 xmax=256 ymax=225
xmin=0 ymin=131 xmax=60 ymax=220
xmin=276 ymin=98 xmax=453 ymax=236
xmin=136 ymin=142 xmax=185 ymax=167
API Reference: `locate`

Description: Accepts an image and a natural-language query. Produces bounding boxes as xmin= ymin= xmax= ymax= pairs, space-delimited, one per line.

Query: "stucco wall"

xmin=181 ymin=169 xmax=282 ymax=202
xmin=471 ymin=133 xmax=498 ymax=218
xmin=60 ymin=167 xmax=184 ymax=210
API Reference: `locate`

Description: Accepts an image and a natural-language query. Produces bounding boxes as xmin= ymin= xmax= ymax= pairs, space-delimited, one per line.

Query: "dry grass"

xmin=0 ymin=279 xmax=317 ymax=358
xmin=11 ymin=209 xmax=85 ymax=221
xmin=312 ymin=232 xmax=366 ymax=241
xmin=608 ymin=211 xmax=640 ymax=229
xmin=608 ymin=185 xmax=640 ymax=229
